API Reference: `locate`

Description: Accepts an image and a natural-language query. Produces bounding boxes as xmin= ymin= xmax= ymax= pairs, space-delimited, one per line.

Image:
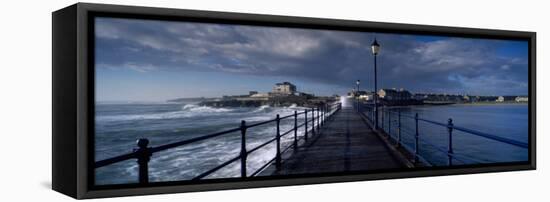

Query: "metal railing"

xmin=94 ymin=102 xmax=342 ymax=184
xmin=356 ymin=101 xmax=528 ymax=166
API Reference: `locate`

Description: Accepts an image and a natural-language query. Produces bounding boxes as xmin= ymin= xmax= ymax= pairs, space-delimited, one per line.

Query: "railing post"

xmin=388 ymin=109 xmax=391 ymax=137
xmin=325 ymin=105 xmax=327 ymax=122
xmin=322 ymin=105 xmax=325 ymax=126
xmin=447 ymin=118 xmax=454 ymax=166
xmin=324 ymin=105 xmax=326 ymax=124
xmin=381 ymin=107 xmax=384 ymax=130
xmin=275 ymin=114 xmax=281 ymax=169
xmin=326 ymin=104 xmax=329 ymax=119
xmin=397 ymin=110 xmax=401 ymax=147
xmin=294 ymin=111 xmax=298 ymax=149
xmin=370 ymin=107 xmax=378 ymax=123
xmin=135 ymin=138 xmax=151 ymax=184
xmin=240 ymin=120 xmax=247 ymax=178
xmin=311 ymin=108 xmax=315 ymax=135
xmin=320 ymin=106 xmax=323 ymax=126
xmin=316 ymin=108 xmax=320 ymax=131
xmin=304 ymin=109 xmax=308 ymax=141
xmin=414 ymin=113 xmax=419 ymax=163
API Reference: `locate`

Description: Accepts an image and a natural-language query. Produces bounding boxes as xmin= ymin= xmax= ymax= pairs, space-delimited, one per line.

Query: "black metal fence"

xmin=356 ymin=101 xmax=528 ymax=166
xmin=94 ymin=102 xmax=342 ymax=184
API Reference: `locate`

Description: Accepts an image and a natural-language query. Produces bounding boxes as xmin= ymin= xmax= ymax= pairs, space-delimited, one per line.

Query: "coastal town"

xmin=168 ymin=81 xmax=528 ymax=107
xmin=169 ymin=82 xmax=337 ymax=107
xmin=351 ymin=88 xmax=528 ymax=106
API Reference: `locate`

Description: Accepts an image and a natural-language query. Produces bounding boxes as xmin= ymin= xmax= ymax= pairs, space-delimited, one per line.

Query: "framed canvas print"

xmin=52 ymin=3 xmax=536 ymax=199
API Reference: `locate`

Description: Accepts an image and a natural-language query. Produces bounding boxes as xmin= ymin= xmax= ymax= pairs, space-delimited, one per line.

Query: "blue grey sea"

xmin=95 ymin=101 xmax=528 ymax=185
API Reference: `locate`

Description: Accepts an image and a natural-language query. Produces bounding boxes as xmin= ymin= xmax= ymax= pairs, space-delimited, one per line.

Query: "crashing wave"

xmin=252 ymin=105 xmax=271 ymax=113
xmin=96 ymin=105 xmax=233 ymax=121
xmin=181 ymin=104 xmax=233 ymax=113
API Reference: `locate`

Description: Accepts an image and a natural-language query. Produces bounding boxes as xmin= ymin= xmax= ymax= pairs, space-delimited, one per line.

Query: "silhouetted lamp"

xmin=371 ymin=39 xmax=380 ymax=55
xmin=371 ymin=38 xmax=380 ymax=130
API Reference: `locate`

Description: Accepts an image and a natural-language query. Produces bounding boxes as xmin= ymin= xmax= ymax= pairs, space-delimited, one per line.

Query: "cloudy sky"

xmin=95 ymin=17 xmax=528 ymax=102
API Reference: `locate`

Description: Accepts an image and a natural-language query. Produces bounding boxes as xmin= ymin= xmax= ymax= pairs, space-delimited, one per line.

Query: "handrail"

xmin=356 ymin=102 xmax=527 ymax=166
xmin=94 ymin=152 xmax=136 ymax=168
xmin=94 ymin=102 xmax=342 ymax=184
xmin=152 ymin=127 xmax=242 ymax=153
xmin=452 ymin=125 xmax=528 ymax=148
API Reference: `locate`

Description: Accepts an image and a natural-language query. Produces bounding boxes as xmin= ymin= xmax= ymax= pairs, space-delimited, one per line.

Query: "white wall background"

xmin=0 ymin=0 xmax=547 ymax=201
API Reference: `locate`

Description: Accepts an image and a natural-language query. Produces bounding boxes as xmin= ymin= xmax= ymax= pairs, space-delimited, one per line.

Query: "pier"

xmin=258 ymin=100 xmax=407 ymax=176
xmin=94 ymin=97 xmax=528 ymax=184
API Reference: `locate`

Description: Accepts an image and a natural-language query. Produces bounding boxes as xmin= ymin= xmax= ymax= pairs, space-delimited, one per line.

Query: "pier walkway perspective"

xmin=259 ymin=100 xmax=406 ymax=176
xmin=94 ymin=97 xmax=528 ymax=184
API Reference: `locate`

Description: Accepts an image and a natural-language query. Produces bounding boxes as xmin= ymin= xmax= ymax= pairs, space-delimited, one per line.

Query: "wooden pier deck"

xmin=259 ymin=99 xmax=407 ymax=176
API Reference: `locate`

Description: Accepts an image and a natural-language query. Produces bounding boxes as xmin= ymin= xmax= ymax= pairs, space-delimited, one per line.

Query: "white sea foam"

xmin=97 ymin=104 xmax=312 ymax=182
xmin=287 ymin=103 xmax=298 ymax=108
xmin=182 ymin=104 xmax=233 ymax=113
xmin=96 ymin=104 xmax=234 ymax=122
xmin=252 ymin=105 xmax=271 ymax=113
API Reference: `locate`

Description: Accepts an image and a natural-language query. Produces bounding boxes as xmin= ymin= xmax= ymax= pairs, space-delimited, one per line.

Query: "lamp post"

xmin=356 ymin=80 xmax=360 ymax=111
xmin=371 ymin=39 xmax=380 ymax=130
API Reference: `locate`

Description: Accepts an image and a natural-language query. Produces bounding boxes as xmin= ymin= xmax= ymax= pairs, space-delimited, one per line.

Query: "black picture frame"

xmin=52 ymin=3 xmax=536 ymax=199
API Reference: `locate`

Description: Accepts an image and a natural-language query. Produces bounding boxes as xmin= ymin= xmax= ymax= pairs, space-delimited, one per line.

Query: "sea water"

xmin=95 ymin=101 xmax=529 ymax=185
xmin=95 ymin=102 xmax=310 ymax=185
xmin=376 ymin=104 xmax=529 ymax=166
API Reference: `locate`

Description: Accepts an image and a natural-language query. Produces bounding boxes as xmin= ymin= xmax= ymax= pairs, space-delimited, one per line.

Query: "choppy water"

xmin=374 ymin=104 xmax=529 ymax=166
xmin=95 ymin=101 xmax=529 ymax=185
xmin=95 ymin=102 xmax=313 ymax=185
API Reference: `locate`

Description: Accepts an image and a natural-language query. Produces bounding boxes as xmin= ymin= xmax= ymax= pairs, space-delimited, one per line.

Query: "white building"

xmin=515 ymin=96 xmax=528 ymax=102
xmin=272 ymin=82 xmax=297 ymax=95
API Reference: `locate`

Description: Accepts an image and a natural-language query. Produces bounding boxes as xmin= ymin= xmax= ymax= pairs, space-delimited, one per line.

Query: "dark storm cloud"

xmin=95 ymin=17 xmax=528 ymax=95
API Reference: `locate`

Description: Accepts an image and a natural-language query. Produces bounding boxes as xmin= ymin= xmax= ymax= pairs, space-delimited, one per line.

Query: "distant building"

xmin=359 ymin=94 xmax=374 ymax=101
xmin=353 ymin=91 xmax=373 ymax=100
xmin=272 ymin=82 xmax=297 ymax=95
xmin=496 ymin=96 xmax=505 ymax=102
xmin=236 ymin=96 xmax=269 ymax=101
xmin=352 ymin=90 xmax=367 ymax=96
xmin=378 ymin=88 xmax=412 ymax=101
xmin=237 ymin=92 xmax=269 ymax=101
xmin=251 ymin=93 xmax=270 ymax=98
xmin=413 ymin=93 xmax=428 ymax=101
xmin=298 ymin=92 xmax=315 ymax=99
xmin=515 ymin=96 xmax=528 ymax=102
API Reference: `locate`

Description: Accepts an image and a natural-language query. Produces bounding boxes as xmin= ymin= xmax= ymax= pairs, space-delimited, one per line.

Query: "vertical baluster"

xmin=275 ymin=114 xmax=281 ymax=169
xmin=388 ymin=109 xmax=391 ymax=137
xmin=321 ymin=105 xmax=326 ymax=126
xmin=324 ymin=105 xmax=326 ymax=124
xmin=294 ymin=111 xmax=298 ymax=149
xmin=397 ymin=110 xmax=401 ymax=147
xmin=320 ymin=106 xmax=324 ymax=126
xmin=414 ymin=113 xmax=419 ymax=163
xmin=311 ymin=108 xmax=315 ymax=135
xmin=304 ymin=109 xmax=308 ymax=141
xmin=371 ymin=106 xmax=377 ymax=122
xmin=135 ymin=138 xmax=151 ymax=184
xmin=240 ymin=120 xmax=247 ymax=178
xmin=447 ymin=118 xmax=454 ymax=166
xmin=381 ymin=108 xmax=384 ymax=130
xmin=317 ymin=108 xmax=320 ymax=131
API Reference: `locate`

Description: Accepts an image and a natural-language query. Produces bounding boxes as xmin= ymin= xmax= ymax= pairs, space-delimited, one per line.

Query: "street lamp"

xmin=356 ymin=79 xmax=360 ymax=111
xmin=371 ymin=39 xmax=380 ymax=130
